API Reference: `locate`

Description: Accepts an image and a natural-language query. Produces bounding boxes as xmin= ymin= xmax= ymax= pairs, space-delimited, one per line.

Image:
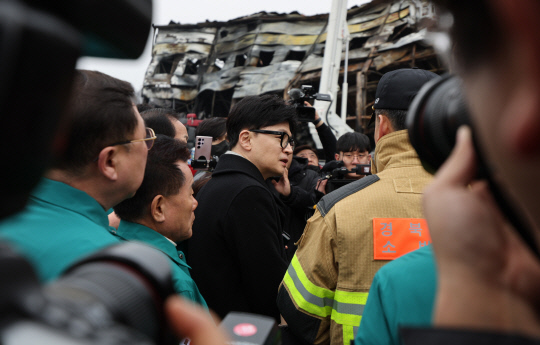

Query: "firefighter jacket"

xmin=277 ymin=130 xmax=433 ymax=345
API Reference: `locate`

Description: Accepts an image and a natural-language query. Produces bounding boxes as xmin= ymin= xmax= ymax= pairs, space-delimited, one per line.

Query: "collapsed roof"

xmin=142 ymin=0 xmax=445 ymax=132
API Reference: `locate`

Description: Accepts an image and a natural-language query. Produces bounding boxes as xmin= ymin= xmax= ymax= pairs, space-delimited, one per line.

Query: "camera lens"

xmin=43 ymin=242 xmax=176 ymax=344
xmin=406 ymin=75 xmax=471 ymax=174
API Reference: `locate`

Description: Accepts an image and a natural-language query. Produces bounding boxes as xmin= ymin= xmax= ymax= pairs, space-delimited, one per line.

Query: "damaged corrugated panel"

xmin=142 ymin=0 xmax=445 ymax=128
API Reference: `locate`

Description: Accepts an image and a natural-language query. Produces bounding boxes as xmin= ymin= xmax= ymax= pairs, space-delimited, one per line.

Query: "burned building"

xmin=142 ymin=0 xmax=445 ymax=134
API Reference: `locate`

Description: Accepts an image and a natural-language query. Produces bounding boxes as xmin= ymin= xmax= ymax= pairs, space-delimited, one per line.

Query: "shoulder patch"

xmin=317 ymin=175 xmax=380 ymax=217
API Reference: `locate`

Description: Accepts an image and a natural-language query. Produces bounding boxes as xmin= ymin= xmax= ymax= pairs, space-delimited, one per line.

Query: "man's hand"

xmin=166 ymin=296 xmax=229 ymax=345
xmin=316 ymin=178 xmax=327 ymax=195
xmin=272 ymin=168 xmax=291 ymax=197
xmin=425 ymin=126 xmax=540 ymax=336
xmin=304 ymin=101 xmax=323 ymax=128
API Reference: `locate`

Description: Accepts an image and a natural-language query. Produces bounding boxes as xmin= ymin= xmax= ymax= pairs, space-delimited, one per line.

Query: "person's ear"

xmin=376 ymin=114 xmax=393 ymax=140
xmin=97 ymin=147 xmax=119 ymax=181
xmin=491 ymin=0 xmax=540 ymax=156
xmin=238 ymin=130 xmax=252 ymax=151
xmin=335 ymin=153 xmax=340 ymax=161
xmin=151 ymin=195 xmax=166 ymax=223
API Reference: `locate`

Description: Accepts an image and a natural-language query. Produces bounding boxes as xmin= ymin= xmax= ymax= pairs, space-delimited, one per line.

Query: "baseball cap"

xmin=369 ymin=68 xmax=440 ymax=125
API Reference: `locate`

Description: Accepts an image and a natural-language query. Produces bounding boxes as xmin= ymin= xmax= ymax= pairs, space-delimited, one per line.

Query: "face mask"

xmin=211 ymin=141 xmax=229 ymax=157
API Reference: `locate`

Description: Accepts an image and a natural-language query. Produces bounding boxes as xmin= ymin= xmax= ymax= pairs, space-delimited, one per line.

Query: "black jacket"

xmin=316 ymin=122 xmax=337 ymax=163
xmin=268 ymin=157 xmax=323 ymax=260
xmin=187 ymin=153 xmax=288 ymax=321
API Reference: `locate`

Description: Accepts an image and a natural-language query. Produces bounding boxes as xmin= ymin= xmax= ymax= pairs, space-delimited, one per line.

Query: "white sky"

xmin=77 ymin=0 xmax=371 ymax=90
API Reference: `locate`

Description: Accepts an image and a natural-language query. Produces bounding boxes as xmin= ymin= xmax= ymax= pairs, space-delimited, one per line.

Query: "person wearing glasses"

xmin=187 ymin=94 xmax=296 ymax=322
xmin=277 ymin=69 xmax=438 ymax=345
xmin=0 ymin=70 xmax=155 ymax=282
xmin=334 ymin=132 xmax=372 ymax=180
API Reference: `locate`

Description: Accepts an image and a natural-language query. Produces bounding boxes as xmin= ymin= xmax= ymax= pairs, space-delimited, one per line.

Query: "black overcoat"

xmin=187 ymin=153 xmax=288 ymax=321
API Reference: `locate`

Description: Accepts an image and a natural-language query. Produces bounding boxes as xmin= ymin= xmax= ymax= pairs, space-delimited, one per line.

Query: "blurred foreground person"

xmin=0 ymin=70 xmax=153 ymax=282
xmin=0 ymin=2 xmax=227 ymax=344
xmin=401 ymin=0 xmax=540 ymax=344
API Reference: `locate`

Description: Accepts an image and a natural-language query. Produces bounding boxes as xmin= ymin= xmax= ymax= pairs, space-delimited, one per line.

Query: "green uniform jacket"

xmin=0 ymin=178 xmax=120 ymax=282
xmin=114 ymin=220 xmax=207 ymax=308
xmin=277 ymin=130 xmax=433 ymax=345
xmin=355 ymin=245 xmax=436 ymax=345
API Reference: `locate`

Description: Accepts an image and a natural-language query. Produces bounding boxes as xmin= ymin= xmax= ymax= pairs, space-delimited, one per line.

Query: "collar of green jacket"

xmin=371 ymin=129 xmax=422 ymax=174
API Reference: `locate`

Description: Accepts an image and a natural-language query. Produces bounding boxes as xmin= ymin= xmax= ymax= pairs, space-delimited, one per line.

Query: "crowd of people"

xmin=2 ymin=0 xmax=540 ymax=344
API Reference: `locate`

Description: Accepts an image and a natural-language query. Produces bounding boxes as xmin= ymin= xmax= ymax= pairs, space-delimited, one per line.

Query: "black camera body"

xmin=321 ymin=161 xmax=371 ymax=193
xmin=0 ymin=241 xmax=178 ymax=345
xmin=288 ymin=85 xmax=331 ymax=122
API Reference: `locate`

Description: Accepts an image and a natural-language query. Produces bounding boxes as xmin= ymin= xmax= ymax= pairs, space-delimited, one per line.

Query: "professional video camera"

xmin=288 ymin=85 xmax=331 ymax=122
xmin=407 ymin=74 xmax=540 ymax=259
xmin=320 ymin=160 xmax=371 ymax=193
xmin=0 ymin=241 xmax=177 ymax=345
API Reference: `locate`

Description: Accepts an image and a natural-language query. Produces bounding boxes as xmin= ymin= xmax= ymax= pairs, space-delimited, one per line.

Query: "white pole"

xmin=316 ymin=0 xmax=348 ymax=124
xmin=311 ymin=0 xmax=353 ymax=146
xmin=341 ymin=24 xmax=350 ymax=123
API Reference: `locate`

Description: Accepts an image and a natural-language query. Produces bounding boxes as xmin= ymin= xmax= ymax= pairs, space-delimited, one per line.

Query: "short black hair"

xmin=114 ymin=135 xmax=190 ymax=222
xmin=374 ymin=108 xmax=409 ymax=131
xmin=196 ymin=117 xmax=227 ymax=140
xmin=54 ymin=70 xmax=137 ymax=173
xmin=141 ymin=109 xmax=176 ymax=138
xmin=336 ymin=132 xmax=371 ymax=153
xmin=293 ymin=144 xmax=318 ymax=158
xmin=227 ymin=94 xmax=297 ymax=148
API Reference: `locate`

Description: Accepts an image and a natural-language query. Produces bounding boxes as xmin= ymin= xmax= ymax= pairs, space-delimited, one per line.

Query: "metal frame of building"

xmin=142 ymin=0 xmax=444 ymax=135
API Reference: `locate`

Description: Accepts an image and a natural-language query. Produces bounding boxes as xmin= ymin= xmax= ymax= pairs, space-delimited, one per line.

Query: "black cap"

xmin=369 ymin=68 xmax=440 ymax=125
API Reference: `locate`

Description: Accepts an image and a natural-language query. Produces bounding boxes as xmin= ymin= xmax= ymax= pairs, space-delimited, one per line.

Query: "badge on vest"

xmin=372 ymin=218 xmax=431 ymax=260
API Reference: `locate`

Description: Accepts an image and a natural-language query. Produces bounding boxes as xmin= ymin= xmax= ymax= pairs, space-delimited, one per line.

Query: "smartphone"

xmin=194 ymin=135 xmax=212 ymax=160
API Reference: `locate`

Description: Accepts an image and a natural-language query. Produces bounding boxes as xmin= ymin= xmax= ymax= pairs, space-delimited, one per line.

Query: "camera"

xmin=321 ymin=161 xmax=371 ymax=193
xmin=0 ymin=241 xmax=177 ymax=345
xmin=406 ymin=75 xmax=471 ymax=174
xmin=288 ymin=85 xmax=331 ymax=122
xmin=406 ymin=74 xmax=540 ymax=259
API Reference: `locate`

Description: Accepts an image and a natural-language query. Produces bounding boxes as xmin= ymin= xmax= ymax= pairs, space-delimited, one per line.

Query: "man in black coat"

xmin=187 ymin=95 xmax=297 ymax=322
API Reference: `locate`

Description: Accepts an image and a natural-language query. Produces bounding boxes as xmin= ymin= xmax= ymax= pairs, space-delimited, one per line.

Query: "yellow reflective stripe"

xmin=283 ymin=256 xmax=368 ymax=329
xmin=282 ymin=256 xmax=335 ymax=318
xmin=331 ymin=290 xmax=368 ymax=326
xmin=331 ymin=309 xmax=362 ymax=327
xmin=335 ymin=290 xmax=369 ymax=305
xmin=291 ymin=255 xmax=335 ymax=299
xmin=342 ymin=324 xmax=356 ymax=345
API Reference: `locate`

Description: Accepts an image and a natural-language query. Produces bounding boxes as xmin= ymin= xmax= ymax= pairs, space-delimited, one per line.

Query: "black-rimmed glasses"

xmin=249 ymin=129 xmax=295 ymax=149
xmin=109 ymin=127 xmax=157 ymax=150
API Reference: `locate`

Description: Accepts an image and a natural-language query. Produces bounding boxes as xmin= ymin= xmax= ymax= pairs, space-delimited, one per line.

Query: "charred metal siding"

xmin=142 ymin=0 xmax=444 ymax=130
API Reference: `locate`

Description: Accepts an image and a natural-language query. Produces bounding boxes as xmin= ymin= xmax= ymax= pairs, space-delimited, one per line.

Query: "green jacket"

xmin=355 ymin=245 xmax=436 ymax=345
xmin=0 ymin=178 xmax=120 ymax=281
xmin=114 ymin=220 xmax=207 ymax=308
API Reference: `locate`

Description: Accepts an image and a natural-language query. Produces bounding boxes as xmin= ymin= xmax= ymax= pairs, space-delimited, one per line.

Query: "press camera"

xmin=288 ymin=85 xmax=331 ymax=122
xmin=320 ymin=160 xmax=371 ymax=193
